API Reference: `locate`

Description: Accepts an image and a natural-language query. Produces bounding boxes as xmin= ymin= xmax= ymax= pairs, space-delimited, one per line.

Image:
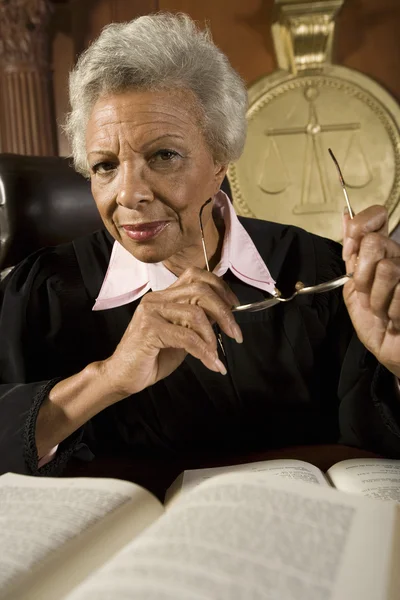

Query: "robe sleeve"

xmin=338 ymin=335 xmax=400 ymax=457
xmin=310 ymin=234 xmax=400 ymax=457
xmin=0 ymin=247 xmax=91 ymax=476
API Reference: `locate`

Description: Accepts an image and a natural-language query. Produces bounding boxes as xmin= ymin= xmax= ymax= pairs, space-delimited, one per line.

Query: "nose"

xmin=117 ymin=164 xmax=154 ymax=209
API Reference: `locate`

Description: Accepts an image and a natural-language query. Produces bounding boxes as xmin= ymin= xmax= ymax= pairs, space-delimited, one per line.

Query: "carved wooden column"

xmin=0 ymin=0 xmax=57 ymax=155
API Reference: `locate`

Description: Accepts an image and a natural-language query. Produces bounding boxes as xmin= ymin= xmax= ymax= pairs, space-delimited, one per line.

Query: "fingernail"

xmin=230 ymin=295 xmax=240 ymax=308
xmin=342 ymin=238 xmax=355 ymax=261
xmin=215 ymin=358 xmax=227 ymax=375
xmin=343 ymin=203 xmax=355 ymax=215
xmin=232 ymin=323 xmax=243 ymax=344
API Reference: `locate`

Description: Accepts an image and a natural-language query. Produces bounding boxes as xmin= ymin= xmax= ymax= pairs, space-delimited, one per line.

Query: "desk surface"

xmin=63 ymin=444 xmax=380 ymax=502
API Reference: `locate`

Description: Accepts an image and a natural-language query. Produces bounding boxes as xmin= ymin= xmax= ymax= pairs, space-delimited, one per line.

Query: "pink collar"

xmin=93 ymin=191 xmax=276 ymax=311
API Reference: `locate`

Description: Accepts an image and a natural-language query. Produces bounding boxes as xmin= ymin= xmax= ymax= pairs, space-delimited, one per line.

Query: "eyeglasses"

xmin=199 ymin=148 xmax=353 ymax=314
xmin=199 ymin=197 xmax=227 ymax=357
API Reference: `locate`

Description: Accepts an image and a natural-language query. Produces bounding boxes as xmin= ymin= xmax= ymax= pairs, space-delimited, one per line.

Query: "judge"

xmin=1 ymin=13 xmax=399 ymax=476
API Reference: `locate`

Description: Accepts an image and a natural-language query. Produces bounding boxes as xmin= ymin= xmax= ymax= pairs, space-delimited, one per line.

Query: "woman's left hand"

xmin=342 ymin=205 xmax=400 ymax=378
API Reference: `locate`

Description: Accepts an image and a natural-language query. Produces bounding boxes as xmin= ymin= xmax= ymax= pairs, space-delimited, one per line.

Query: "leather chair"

xmin=0 ymin=153 xmax=233 ymax=274
xmin=0 ymin=154 xmax=103 ymax=273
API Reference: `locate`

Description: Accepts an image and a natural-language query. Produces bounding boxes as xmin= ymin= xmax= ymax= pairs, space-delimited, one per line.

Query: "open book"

xmin=0 ymin=457 xmax=399 ymax=600
xmin=167 ymin=456 xmax=400 ymax=502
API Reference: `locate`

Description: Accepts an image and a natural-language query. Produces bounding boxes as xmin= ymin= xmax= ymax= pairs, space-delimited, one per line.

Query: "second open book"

xmin=166 ymin=455 xmax=400 ymax=502
xmin=1 ymin=456 xmax=400 ymax=600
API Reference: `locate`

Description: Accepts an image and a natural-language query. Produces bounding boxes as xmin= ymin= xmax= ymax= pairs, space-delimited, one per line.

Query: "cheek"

xmin=173 ymin=201 xmax=203 ymax=240
xmin=165 ymin=170 xmax=216 ymax=234
xmin=91 ymin=182 xmax=117 ymax=221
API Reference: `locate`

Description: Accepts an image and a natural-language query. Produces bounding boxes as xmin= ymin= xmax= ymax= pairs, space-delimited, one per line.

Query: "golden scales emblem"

xmin=228 ymin=0 xmax=400 ymax=241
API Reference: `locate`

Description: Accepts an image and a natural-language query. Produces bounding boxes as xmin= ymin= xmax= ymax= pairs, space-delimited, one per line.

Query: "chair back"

xmin=0 ymin=154 xmax=103 ymax=270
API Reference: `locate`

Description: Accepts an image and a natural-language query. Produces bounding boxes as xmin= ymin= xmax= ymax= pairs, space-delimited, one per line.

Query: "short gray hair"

xmin=65 ymin=12 xmax=248 ymax=177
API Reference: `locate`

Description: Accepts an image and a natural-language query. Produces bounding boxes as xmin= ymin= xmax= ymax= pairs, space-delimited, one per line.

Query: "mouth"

xmin=121 ymin=221 xmax=171 ymax=242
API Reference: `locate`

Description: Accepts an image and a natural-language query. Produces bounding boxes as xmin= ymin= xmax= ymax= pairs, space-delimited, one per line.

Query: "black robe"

xmin=1 ymin=218 xmax=400 ymax=476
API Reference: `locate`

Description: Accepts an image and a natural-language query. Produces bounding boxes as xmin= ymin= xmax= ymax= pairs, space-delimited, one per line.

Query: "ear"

xmin=213 ymin=162 xmax=228 ymax=194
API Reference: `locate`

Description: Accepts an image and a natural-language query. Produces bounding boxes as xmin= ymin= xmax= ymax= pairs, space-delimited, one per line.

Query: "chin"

xmin=125 ymin=241 xmax=175 ymax=264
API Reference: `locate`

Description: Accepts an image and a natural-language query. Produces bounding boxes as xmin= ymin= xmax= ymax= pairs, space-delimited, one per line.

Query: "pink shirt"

xmin=93 ymin=191 xmax=276 ymax=310
xmin=39 ymin=191 xmax=276 ymax=468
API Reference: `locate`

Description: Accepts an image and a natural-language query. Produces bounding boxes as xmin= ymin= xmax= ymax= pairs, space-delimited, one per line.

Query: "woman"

xmin=0 ymin=13 xmax=399 ymax=476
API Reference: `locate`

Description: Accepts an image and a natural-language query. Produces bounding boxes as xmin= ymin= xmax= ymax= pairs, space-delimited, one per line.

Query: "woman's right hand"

xmin=100 ymin=267 xmax=243 ymax=400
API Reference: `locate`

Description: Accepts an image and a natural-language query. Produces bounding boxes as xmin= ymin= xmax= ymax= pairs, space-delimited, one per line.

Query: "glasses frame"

xmin=198 ymin=149 xmax=354 ymax=314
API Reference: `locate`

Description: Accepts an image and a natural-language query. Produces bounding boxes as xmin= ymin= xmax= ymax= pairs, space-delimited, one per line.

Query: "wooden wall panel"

xmin=113 ymin=0 xmax=159 ymax=22
xmin=52 ymin=0 xmax=157 ymax=154
xmin=336 ymin=0 xmax=400 ymax=101
xmin=52 ymin=0 xmax=400 ymax=155
xmin=67 ymin=0 xmax=158 ymax=57
xmin=51 ymin=3 xmax=74 ymax=156
xmin=158 ymin=0 xmax=277 ymax=85
xmin=160 ymin=0 xmax=400 ymax=94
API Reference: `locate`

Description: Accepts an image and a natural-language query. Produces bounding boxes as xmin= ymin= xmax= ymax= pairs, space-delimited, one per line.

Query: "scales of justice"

xmin=228 ymin=0 xmax=400 ymax=241
xmin=264 ymin=84 xmax=367 ymax=215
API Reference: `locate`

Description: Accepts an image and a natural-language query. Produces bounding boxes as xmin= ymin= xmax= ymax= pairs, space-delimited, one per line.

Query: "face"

xmin=86 ymin=89 xmax=227 ymax=264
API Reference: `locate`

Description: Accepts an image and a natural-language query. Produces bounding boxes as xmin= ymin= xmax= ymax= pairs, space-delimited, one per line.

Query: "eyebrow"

xmin=87 ymin=150 xmax=115 ymax=158
xmin=141 ymin=133 xmax=185 ymax=150
xmin=87 ymin=134 xmax=185 ymax=157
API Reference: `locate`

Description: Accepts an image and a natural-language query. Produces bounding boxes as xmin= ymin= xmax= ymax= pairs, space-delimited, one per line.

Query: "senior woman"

xmin=1 ymin=13 xmax=400 ymax=476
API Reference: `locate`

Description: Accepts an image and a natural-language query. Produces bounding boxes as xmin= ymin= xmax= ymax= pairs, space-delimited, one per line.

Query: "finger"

xmin=343 ymin=205 xmax=388 ymax=261
xmin=342 ymin=210 xmax=355 ymax=263
xmin=187 ymin=282 xmax=242 ymax=342
xmin=130 ymin=305 xmax=221 ymax=368
xmin=353 ymin=233 xmax=386 ymax=298
xmin=146 ymin=279 xmax=243 ymax=343
xmin=154 ymin=322 xmax=227 ymax=374
xmin=354 ymin=233 xmax=400 ymax=289
xmin=156 ymin=303 xmax=218 ymax=351
xmin=388 ymin=283 xmax=400 ymax=330
xmin=170 ymin=266 xmax=240 ymax=307
xmin=369 ymin=258 xmax=400 ymax=321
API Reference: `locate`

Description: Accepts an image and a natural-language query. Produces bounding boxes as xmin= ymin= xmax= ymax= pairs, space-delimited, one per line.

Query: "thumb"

xmin=342 ymin=207 xmax=356 ymax=263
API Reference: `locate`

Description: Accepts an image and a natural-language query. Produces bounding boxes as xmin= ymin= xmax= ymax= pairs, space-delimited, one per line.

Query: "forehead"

xmin=86 ymin=89 xmax=204 ymax=144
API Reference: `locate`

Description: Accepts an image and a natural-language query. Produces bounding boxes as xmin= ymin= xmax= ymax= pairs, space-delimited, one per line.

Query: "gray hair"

xmin=65 ymin=12 xmax=248 ymax=177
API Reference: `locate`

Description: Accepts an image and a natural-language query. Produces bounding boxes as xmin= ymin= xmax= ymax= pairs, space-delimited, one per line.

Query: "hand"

xmin=342 ymin=205 xmax=400 ymax=377
xmin=101 ymin=267 xmax=243 ymax=398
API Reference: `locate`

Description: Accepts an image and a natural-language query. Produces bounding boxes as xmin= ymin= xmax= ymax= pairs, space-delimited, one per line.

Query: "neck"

xmin=163 ymin=211 xmax=224 ymax=276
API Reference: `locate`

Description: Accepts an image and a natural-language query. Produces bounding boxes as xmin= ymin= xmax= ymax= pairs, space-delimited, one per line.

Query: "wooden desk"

xmin=63 ymin=444 xmax=380 ymax=502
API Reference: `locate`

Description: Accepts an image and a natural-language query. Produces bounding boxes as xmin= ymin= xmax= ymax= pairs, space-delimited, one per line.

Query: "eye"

xmin=91 ymin=161 xmax=116 ymax=175
xmin=151 ymin=149 xmax=180 ymax=162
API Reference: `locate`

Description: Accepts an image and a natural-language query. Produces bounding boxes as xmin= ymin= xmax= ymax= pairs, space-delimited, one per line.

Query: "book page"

xmin=327 ymin=458 xmax=400 ymax=502
xmin=0 ymin=473 xmax=163 ymax=600
xmin=167 ymin=458 xmax=329 ymax=502
xmin=65 ymin=472 xmax=399 ymax=600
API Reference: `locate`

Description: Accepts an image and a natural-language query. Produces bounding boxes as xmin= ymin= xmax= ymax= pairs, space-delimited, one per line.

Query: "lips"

xmin=121 ymin=221 xmax=171 ymax=241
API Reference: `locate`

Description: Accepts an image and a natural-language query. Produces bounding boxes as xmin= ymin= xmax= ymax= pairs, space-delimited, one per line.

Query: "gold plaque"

xmin=228 ymin=0 xmax=400 ymax=241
